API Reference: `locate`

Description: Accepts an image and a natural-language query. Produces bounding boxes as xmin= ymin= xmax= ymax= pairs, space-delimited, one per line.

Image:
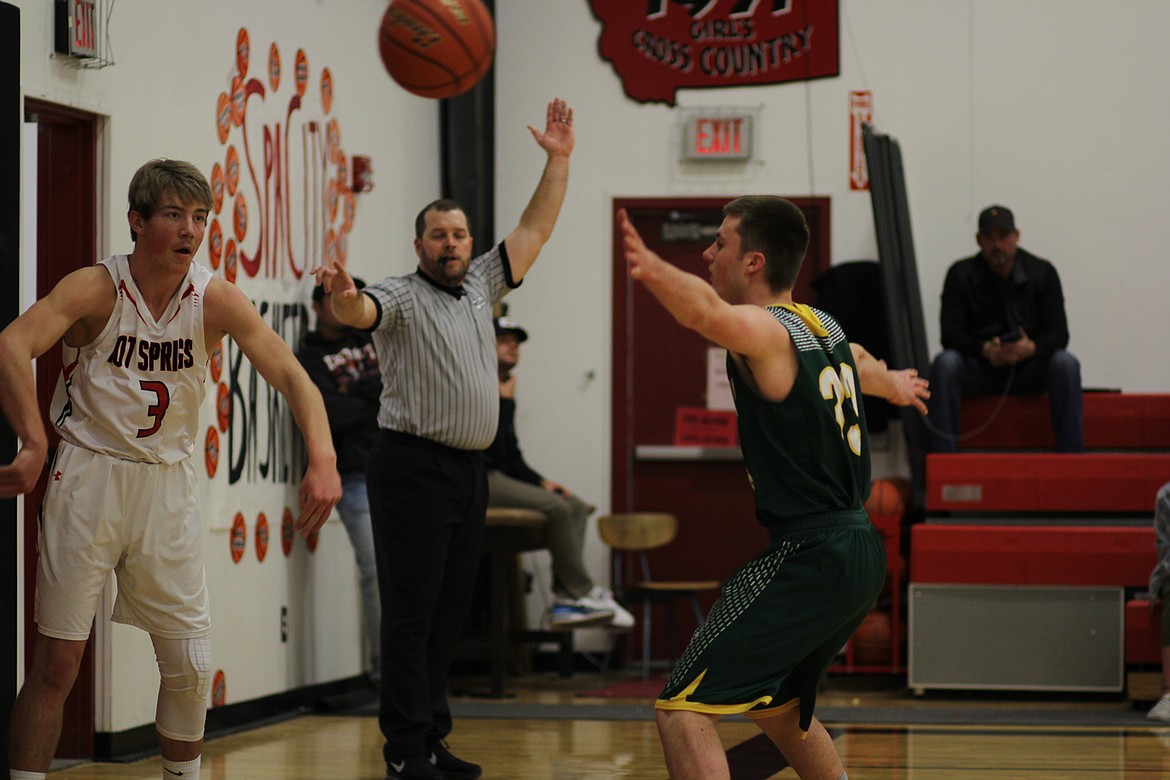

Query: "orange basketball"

xmin=852 ymin=610 xmax=892 ymax=665
xmin=378 ymin=0 xmax=495 ymax=99
xmin=865 ymin=477 xmax=907 ymax=518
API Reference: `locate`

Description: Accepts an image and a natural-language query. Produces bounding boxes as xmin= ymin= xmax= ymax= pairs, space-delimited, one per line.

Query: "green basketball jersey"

xmin=728 ymin=303 xmax=871 ymax=528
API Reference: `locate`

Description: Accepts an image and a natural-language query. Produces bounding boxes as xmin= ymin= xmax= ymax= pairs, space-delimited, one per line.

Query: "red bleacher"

xmin=958 ymin=392 xmax=1170 ymax=450
xmin=925 ymin=452 xmax=1170 ymax=513
xmin=915 ymin=392 xmax=1169 ymax=693
xmin=910 ymin=523 xmax=1155 ymax=587
xmin=1126 ymin=599 xmax=1163 ymax=665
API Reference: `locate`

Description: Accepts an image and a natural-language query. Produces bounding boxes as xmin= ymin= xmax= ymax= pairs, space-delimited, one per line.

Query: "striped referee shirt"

xmin=362 ymin=242 xmax=516 ymax=450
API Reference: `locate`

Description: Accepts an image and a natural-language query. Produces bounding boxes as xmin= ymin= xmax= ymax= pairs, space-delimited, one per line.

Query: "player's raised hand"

xmin=617 ymin=208 xmax=663 ymax=283
xmin=528 ymin=97 xmax=575 ymax=157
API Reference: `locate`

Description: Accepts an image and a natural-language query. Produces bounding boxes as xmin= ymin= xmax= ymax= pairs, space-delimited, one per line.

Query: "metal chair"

xmin=598 ymin=512 xmax=721 ymax=680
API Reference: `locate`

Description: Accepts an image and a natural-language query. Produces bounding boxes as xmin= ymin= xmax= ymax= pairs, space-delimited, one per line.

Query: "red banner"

xmin=589 ymin=0 xmax=839 ymax=106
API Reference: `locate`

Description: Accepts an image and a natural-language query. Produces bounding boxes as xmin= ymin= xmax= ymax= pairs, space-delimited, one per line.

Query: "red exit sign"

xmin=54 ymin=0 xmax=98 ymax=58
xmin=682 ymin=110 xmax=754 ymax=161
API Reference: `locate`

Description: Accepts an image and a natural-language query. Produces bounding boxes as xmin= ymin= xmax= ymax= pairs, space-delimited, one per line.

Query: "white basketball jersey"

xmin=51 ymin=255 xmax=213 ymax=464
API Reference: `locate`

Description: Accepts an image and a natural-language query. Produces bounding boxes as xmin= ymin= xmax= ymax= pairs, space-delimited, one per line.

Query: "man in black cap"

xmin=486 ymin=314 xmax=634 ymax=629
xmin=928 ymin=205 xmax=1083 ymax=452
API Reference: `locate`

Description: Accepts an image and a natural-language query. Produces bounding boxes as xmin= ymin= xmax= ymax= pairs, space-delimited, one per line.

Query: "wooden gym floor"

xmin=46 ymin=664 xmax=1170 ymax=779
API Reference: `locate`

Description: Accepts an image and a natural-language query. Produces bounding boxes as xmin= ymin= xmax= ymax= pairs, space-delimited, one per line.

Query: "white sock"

xmin=161 ymin=756 xmax=201 ymax=778
xmin=11 ymin=771 xmax=47 ymax=780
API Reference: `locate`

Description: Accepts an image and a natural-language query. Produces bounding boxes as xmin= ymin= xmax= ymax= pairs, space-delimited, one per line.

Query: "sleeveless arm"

xmin=0 ymin=267 xmax=115 ymax=495
xmin=204 ymin=279 xmax=342 ymax=535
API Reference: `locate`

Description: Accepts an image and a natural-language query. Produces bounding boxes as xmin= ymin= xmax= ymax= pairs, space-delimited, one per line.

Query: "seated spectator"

xmin=928 ymin=205 xmax=1083 ymax=452
xmin=486 ymin=315 xmax=634 ymax=630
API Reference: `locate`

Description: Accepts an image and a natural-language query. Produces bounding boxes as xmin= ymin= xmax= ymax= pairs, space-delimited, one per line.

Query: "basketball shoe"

xmin=428 ymin=740 xmax=482 ymax=779
xmin=578 ymin=586 xmax=636 ymax=629
xmin=1147 ymin=692 xmax=1170 ymax=721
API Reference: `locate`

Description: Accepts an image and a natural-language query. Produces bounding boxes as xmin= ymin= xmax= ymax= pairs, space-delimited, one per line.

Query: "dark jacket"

xmin=297 ymin=330 xmax=381 ymax=475
xmin=939 ymin=247 xmax=1070 ymax=361
xmin=484 ymin=396 xmax=543 ymax=485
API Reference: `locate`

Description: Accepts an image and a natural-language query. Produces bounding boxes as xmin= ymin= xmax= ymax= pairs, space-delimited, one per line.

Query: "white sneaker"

xmin=580 ymin=586 xmax=636 ymax=630
xmin=1148 ymin=692 xmax=1170 ymax=721
xmin=550 ymin=600 xmax=614 ymax=629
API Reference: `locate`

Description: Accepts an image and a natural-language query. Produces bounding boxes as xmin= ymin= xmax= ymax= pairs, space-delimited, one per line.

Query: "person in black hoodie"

xmin=486 ymin=315 xmax=634 ymax=630
xmin=299 ymin=279 xmax=382 ymax=683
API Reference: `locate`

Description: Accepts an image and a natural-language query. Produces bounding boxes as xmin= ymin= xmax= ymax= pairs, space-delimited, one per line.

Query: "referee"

xmin=313 ymin=98 xmax=575 ymax=780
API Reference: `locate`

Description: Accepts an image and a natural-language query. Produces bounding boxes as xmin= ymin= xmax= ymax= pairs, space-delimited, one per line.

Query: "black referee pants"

xmin=366 ymin=430 xmax=487 ymax=763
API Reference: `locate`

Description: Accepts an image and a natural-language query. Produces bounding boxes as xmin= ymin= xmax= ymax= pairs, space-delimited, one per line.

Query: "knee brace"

xmin=152 ymin=634 xmax=211 ymax=742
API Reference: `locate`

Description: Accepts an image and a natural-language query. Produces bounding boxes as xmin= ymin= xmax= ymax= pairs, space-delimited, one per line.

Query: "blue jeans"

xmin=927 ymin=348 xmax=1084 ymax=452
xmin=337 ymin=471 xmax=381 ymax=679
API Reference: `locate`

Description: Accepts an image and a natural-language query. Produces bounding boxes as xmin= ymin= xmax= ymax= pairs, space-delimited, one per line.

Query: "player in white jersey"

xmin=0 ymin=159 xmax=342 ymax=780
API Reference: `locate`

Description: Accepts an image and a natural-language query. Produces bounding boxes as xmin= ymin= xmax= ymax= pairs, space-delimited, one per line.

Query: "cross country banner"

xmin=588 ymin=0 xmax=839 ymax=106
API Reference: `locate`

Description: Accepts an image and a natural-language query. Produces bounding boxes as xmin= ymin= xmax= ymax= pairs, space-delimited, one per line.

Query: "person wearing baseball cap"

xmin=928 ymin=204 xmax=1083 ymax=452
xmin=485 ymin=314 xmax=634 ymax=630
xmin=492 ymin=315 xmax=528 ymax=344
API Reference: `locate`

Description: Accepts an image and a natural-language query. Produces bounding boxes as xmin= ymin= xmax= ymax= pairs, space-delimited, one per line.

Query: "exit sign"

xmin=681 ymin=110 xmax=754 ymax=162
xmin=55 ymin=0 xmax=98 ymax=58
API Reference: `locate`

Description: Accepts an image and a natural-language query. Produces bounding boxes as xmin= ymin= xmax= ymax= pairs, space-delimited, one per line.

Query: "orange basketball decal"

xmin=230 ymin=512 xmax=247 ymax=564
xmin=233 ymin=192 xmax=248 ymax=242
xmin=224 ymin=239 xmax=238 ymax=284
xmin=224 ymin=146 xmax=240 ymax=196
xmin=281 ymin=507 xmax=295 ymax=557
xmin=215 ymin=93 xmax=231 ymax=144
xmin=268 ymin=42 xmax=281 ymax=91
xmin=327 ymin=118 xmax=342 ymax=163
xmin=235 ymin=27 xmax=250 ymax=77
xmin=205 ymin=426 xmax=220 ymax=479
xmin=255 ymin=512 xmax=269 ymax=562
xmin=211 ymin=670 xmax=226 ymax=708
xmin=321 ymin=67 xmax=333 ymax=114
xmin=343 ymin=191 xmax=355 ymax=231
xmin=216 ymin=382 xmax=231 ymax=432
xmin=327 ymin=179 xmax=339 ymax=223
xmin=230 ymin=74 xmax=245 ymax=127
xmin=210 ymin=163 xmax=225 ymax=213
xmin=295 ymin=49 xmax=309 ymax=97
xmin=208 ymin=219 xmax=223 ymax=270
xmin=209 ymin=343 xmax=223 ymax=383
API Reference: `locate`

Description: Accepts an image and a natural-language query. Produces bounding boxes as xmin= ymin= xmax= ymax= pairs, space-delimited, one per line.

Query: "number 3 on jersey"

xmin=137 ymin=380 xmax=171 ymax=438
xmin=819 ymin=364 xmax=861 ymax=456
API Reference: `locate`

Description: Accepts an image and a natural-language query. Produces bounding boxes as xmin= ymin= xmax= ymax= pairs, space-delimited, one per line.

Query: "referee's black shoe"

xmin=428 ymin=740 xmax=482 ymax=779
xmin=385 ymin=754 xmax=440 ymax=779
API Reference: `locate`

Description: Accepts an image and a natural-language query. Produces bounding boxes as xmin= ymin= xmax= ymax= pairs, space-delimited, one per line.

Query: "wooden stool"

xmin=474 ymin=508 xmax=573 ymax=696
xmin=599 ymin=512 xmax=721 ymax=680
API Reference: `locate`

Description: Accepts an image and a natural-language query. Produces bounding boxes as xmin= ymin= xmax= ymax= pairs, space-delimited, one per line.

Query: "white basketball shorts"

xmin=36 ymin=442 xmax=211 ymax=640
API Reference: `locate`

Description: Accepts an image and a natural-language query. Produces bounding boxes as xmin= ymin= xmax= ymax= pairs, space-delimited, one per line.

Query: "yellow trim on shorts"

xmin=653 ymin=669 xmax=775 ymax=715
xmin=742 ymin=698 xmax=800 ymax=720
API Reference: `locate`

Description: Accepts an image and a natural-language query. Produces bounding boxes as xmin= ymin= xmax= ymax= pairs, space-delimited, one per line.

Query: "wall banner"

xmin=589 ymin=0 xmax=839 ymax=106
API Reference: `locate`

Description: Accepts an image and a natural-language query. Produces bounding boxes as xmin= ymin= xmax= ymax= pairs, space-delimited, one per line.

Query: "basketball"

xmin=852 ymin=610 xmax=892 ymax=665
xmin=865 ymin=477 xmax=908 ymax=518
xmin=378 ymin=0 xmax=495 ymax=99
